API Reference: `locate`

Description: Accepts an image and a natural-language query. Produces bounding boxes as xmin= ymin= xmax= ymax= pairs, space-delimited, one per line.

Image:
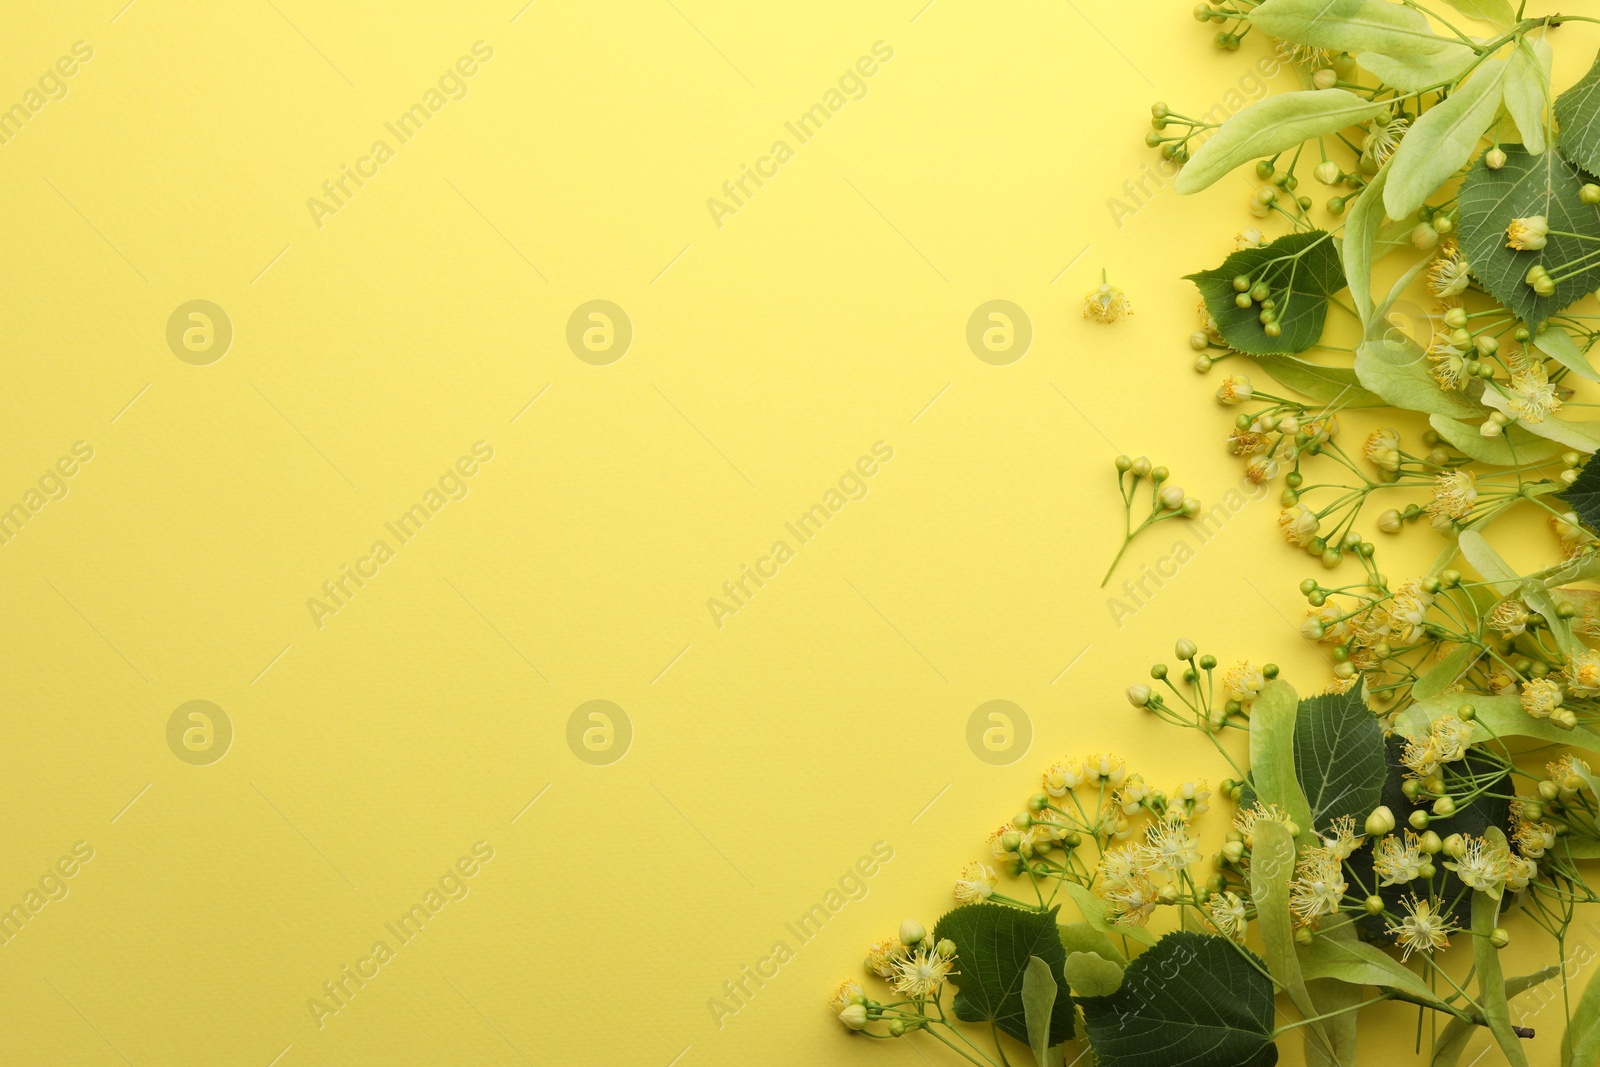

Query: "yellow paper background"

xmin=0 ymin=2 xmax=1593 ymax=1064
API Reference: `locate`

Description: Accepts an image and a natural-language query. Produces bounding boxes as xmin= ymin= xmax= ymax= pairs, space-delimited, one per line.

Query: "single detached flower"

xmin=1084 ymin=271 xmax=1133 ymax=323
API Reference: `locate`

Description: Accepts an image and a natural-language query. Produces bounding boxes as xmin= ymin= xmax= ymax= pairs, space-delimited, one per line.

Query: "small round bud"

xmin=935 ymin=938 xmax=957 ymax=958
xmin=1486 ymin=146 xmax=1507 ymax=170
xmin=1419 ymin=861 xmax=1436 ymax=880
xmin=899 ymin=919 xmax=926 ymax=946
xmin=1132 ymin=456 xmax=1152 ymax=477
xmin=1175 ymin=638 xmax=1198 ymax=660
xmin=1365 ymin=895 xmax=1385 ymax=915
xmin=1365 ymin=806 xmax=1396 ymax=837
xmin=1420 ymin=830 xmax=1443 ymax=855
xmin=1312 ymin=68 xmax=1337 ymax=90
xmin=1490 ymin=928 xmax=1510 ymax=949
xmin=1377 ymin=508 xmax=1402 ymax=534
xmin=1583 ymin=184 xmax=1600 ymax=205
xmin=1127 ymin=683 xmax=1152 ymax=707
xmin=1221 ymin=840 xmax=1245 ymax=862
xmin=1114 ymin=454 xmax=1132 ymax=472
xmin=1409 ymin=810 xmax=1430 ymax=830
xmin=840 ymin=1003 xmax=868 ymax=1029
xmin=1160 ymin=485 xmax=1185 ymax=510
xmin=1232 ymin=274 xmax=1251 ymax=292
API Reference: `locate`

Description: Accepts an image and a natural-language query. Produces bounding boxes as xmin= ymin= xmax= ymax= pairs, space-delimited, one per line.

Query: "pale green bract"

xmin=1357 ymin=47 xmax=1476 ymax=93
xmin=1250 ymin=0 xmax=1460 ymax=58
xmin=1439 ymin=0 xmax=1514 ymax=27
xmin=1503 ymin=36 xmax=1552 ymax=154
xmin=1532 ymin=324 xmax=1600 ymax=382
xmin=1383 ymin=58 xmax=1509 ymax=218
xmin=1176 ymin=89 xmax=1389 ymax=194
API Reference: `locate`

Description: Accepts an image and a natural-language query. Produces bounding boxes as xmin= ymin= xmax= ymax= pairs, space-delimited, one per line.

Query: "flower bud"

xmin=1365 ymin=895 xmax=1385 ymax=915
xmin=1486 ymin=146 xmax=1507 ymax=169
xmin=1127 ymin=684 xmax=1152 ymax=707
xmin=1377 ymin=508 xmax=1402 ymax=534
xmin=1312 ymin=69 xmax=1337 ymax=91
xmin=840 ymin=1003 xmax=868 ymax=1029
xmin=1132 ymin=456 xmax=1152 ymax=477
xmin=1221 ymin=840 xmax=1245 ymax=862
xmin=1442 ymin=833 xmax=1465 ymax=859
xmin=1314 ymin=159 xmax=1340 ymax=185
xmin=888 ymin=1019 xmax=906 ymax=1037
xmin=1490 ymin=928 xmax=1510 ymax=949
xmin=1175 ymin=638 xmax=1198 ymax=660
xmin=1160 ymin=485 xmax=1185 ymax=510
xmin=1365 ymin=805 xmax=1396 ymax=837
xmin=935 ymin=938 xmax=957 ymax=958
xmin=899 ymin=919 xmax=926 ymax=946
xmin=1420 ymin=830 xmax=1442 ymax=854
xmin=1432 ymin=796 xmax=1456 ymax=817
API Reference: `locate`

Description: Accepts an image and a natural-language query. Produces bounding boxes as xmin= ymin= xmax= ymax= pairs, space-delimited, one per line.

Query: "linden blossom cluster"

xmin=1101 ymin=455 xmax=1200 ymax=587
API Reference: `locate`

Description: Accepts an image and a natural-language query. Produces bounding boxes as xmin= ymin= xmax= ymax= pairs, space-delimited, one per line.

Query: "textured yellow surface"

xmin=0 ymin=2 xmax=1594 ymax=1065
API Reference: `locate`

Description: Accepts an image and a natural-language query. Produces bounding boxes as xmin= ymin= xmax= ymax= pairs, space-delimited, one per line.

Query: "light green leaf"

xmin=1567 ymin=956 xmax=1600 ymax=1066
xmin=1504 ymin=37 xmax=1552 ymax=154
xmin=1478 ymin=386 xmax=1600 ymax=451
xmin=1457 ymin=145 xmax=1600 ymax=325
xmin=1061 ymin=880 xmax=1157 ymax=947
xmin=934 ymin=903 xmax=1076 ymax=1046
xmin=1461 ymin=529 xmax=1576 ymax=656
xmin=1532 ymin=325 xmax=1600 ymax=382
xmin=1298 ymin=929 xmax=1455 ymax=1010
xmin=1063 ymin=951 xmax=1123 ymax=997
xmin=1440 ymin=0 xmax=1514 ymax=27
xmin=1355 ymin=338 xmax=1485 ymax=418
xmin=1385 ymin=59 xmax=1508 ymax=219
xmin=1343 ymin=165 xmax=1390 ymax=327
xmin=1472 ymin=841 xmax=1531 ymax=1066
xmin=1076 ymin=932 xmax=1278 ymax=1067
xmin=1252 ymin=354 xmax=1385 ymax=406
xmin=1187 ymin=231 xmax=1346 ymax=354
xmin=1293 ymin=689 xmax=1386 ymax=832
xmin=1359 ymin=48 xmax=1477 ymax=93
xmin=1427 ymin=413 xmax=1565 ymax=464
xmin=1253 ymin=819 xmax=1334 ymax=1061
xmin=1250 ymin=678 xmax=1315 ymax=834
xmin=1397 ymin=692 xmax=1600 ymax=752
xmin=1022 ymin=955 xmax=1057 ymax=1067
xmin=1251 ymin=0 xmax=1459 ymax=57
xmin=1411 ymin=641 xmax=1483 ymax=701
xmin=1303 ymin=919 xmax=1359 ymax=1067
xmin=1059 ymin=921 xmax=1126 ymax=966
xmin=1433 ymin=967 xmax=1558 ymax=1066
xmin=1177 ymin=90 xmax=1389 ymax=194
xmin=1554 ymin=48 xmax=1600 ymax=177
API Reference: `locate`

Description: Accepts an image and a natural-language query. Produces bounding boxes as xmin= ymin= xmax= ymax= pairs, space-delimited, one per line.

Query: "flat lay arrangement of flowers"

xmin=829 ymin=2 xmax=1600 ymax=1064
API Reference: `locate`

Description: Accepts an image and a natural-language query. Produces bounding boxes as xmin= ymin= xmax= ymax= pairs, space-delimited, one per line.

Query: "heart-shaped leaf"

xmin=934 ymin=903 xmax=1074 ymax=1046
xmin=1292 ymin=689 xmax=1387 ymax=832
xmin=1456 ymin=145 xmax=1600 ymax=326
xmin=1562 ymin=455 xmax=1600 ymax=532
xmin=1187 ymin=231 xmax=1345 ymax=356
xmin=1077 ymin=931 xmax=1278 ymax=1067
xmin=1555 ymin=49 xmax=1600 ymax=176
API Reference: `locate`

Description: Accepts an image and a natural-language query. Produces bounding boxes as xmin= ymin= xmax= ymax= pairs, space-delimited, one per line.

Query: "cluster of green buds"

xmin=1146 ymin=102 xmax=1202 ymax=165
xmin=1190 ymin=0 xmax=1254 ymax=50
xmin=1409 ymin=201 xmax=1456 ymax=249
xmin=1103 ymin=456 xmax=1201 ymax=586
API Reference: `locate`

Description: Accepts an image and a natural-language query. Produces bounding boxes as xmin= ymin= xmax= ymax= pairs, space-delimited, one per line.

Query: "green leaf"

xmin=1399 ymin=691 xmax=1600 ymax=752
xmin=1460 ymin=529 xmax=1576 ymax=656
xmin=1060 ymin=921 xmax=1126 ymax=966
xmin=1076 ymin=931 xmax=1279 ymax=1067
xmin=1343 ymin=166 xmax=1390 ymax=326
xmin=1187 ymin=231 xmax=1346 ymax=354
xmin=1440 ymin=0 xmax=1514 ymax=27
xmin=1532 ymin=324 xmax=1600 ymax=382
xmin=1554 ymin=49 xmax=1600 ymax=177
xmin=1433 ymin=967 xmax=1558 ymax=1066
xmin=1022 ymin=955 xmax=1057 ymax=1067
xmin=1061 ymin=880 xmax=1156 ymax=947
xmin=1504 ymin=37 xmax=1552 ymax=154
xmin=1293 ymin=689 xmax=1388 ymax=831
xmin=1411 ymin=641 xmax=1484 ymax=701
xmin=1252 ymin=355 xmax=1386 ymax=406
xmin=1252 ymin=819 xmax=1334 ymax=1061
xmin=1479 ymin=386 xmax=1600 ymax=450
xmin=1565 ymin=457 xmax=1600 ymax=531
xmin=1359 ymin=48 xmax=1477 ymax=94
xmin=1063 ymin=950 xmax=1123 ymax=997
xmin=1457 ymin=145 xmax=1600 ymax=325
xmin=1250 ymin=678 xmax=1316 ymax=834
xmin=1427 ymin=413 xmax=1566 ymax=464
xmin=1298 ymin=929 xmax=1454 ymax=1010
xmin=1472 ymin=840 xmax=1531 ymax=1066
xmin=1176 ymin=91 xmax=1390 ymax=194
xmin=1385 ymin=58 xmax=1509 ymax=219
xmin=1355 ymin=338 xmax=1485 ymax=418
xmin=1250 ymin=0 xmax=1459 ymax=57
xmin=1302 ymin=917 xmax=1359 ymax=1067
xmin=934 ymin=903 xmax=1076 ymax=1046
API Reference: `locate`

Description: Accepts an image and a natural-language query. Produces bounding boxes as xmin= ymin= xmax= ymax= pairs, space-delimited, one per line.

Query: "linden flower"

xmin=1043 ymin=756 xmax=1085 ymax=796
xmin=1278 ymin=504 xmax=1320 ymax=547
xmin=865 ymin=937 xmax=906 ymax=978
xmin=1233 ymin=802 xmax=1291 ymax=849
xmin=1116 ymin=775 xmax=1153 ymax=815
xmin=1174 ymin=779 xmax=1211 ymax=814
xmin=1428 ymin=471 xmax=1478 ymax=520
xmin=1320 ymin=815 xmax=1364 ymax=860
xmin=1229 ymin=428 xmax=1269 ymax=455
xmin=1508 ymin=854 xmax=1539 ymax=891
xmin=1101 ymin=871 xmax=1158 ymax=927
xmin=1216 ymin=375 xmax=1254 ymax=404
xmin=1566 ymin=649 xmax=1600 ymax=697
xmin=829 ymin=979 xmax=865 ymax=1013
xmin=1364 ymin=428 xmax=1401 ymax=469
xmin=1221 ymin=660 xmax=1266 ymax=707
xmin=1387 ymin=580 xmax=1434 ymax=644
xmin=1289 ymin=847 xmax=1347 ymax=927
xmin=1443 ymin=834 xmax=1510 ymax=895
xmin=1506 ymin=215 xmax=1550 ymax=251
xmin=1428 ymin=241 xmax=1471 ymax=297
xmin=1486 ymin=597 xmax=1532 ymax=636
xmin=1430 ymin=715 xmax=1475 ymax=765
xmin=1145 ymin=813 xmax=1201 ymax=875
xmin=1302 ymin=603 xmax=1350 ymax=642
xmin=1522 ymin=678 xmax=1564 ymax=719
xmin=1273 ymin=36 xmax=1334 ymax=71
xmin=1549 ymin=754 xmax=1594 ymax=794
xmin=1401 ymin=737 xmax=1441 ymax=780
xmin=1374 ymin=830 xmax=1425 ymax=886
xmin=1084 ymin=278 xmax=1132 ymax=323
xmin=1245 ymin=456 xmax=1280 ymax=484
xmin=1508 ymin=360 xmax=1562 ymax=423
xmin=1086 ymin=753 xmax=1128 ymax=787
xmin=1427 ymin=337 xmax=1469 ymax=391
xmin=1235 ymin=228 xmax=1267 ymax=251
xmin=1514 ymin=815 xmax=1555 ymax=858
xmin=1362 ymin=113 xmax=1409 ymax=166
xmin=1207 ymin=891 xmax=1248 ymax=942
xmin=953 ymin=862 xmax=997 ymax=904
xmin=891 ymin=946 xmax=955 ymax=998
xmin=1389 ymin=895 xmax=1456 ymax=960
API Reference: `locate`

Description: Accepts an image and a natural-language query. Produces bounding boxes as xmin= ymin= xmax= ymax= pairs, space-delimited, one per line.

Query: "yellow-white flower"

xmin=1221 ymin=660 xmax=1265 ymax=707
xmin=1388 ymin=895 xmax=1455 ymax=960
xmin=1374 ymin=831 xmax=1425 ymax=886
xmin=890 ymin=946 xmax=955 ymax=998
xmin=1043 ymin=756 xmax=1085 ymax=796
xmin=1084 ymin=281 xmax=1133 ymax=324
xmin=1216 ymin=375 xmax=1254 ymax=404
xmin=1144 ymin=813 xmax=1201 ymax=875
xmin=1320 ymin=814 xmax=1364 ymax=860
xmin=1245 ymin=456 xmax=1280 ymax=484
xmin=1508 ymin=359 xmax=1561 ymax=423
xmin=829 ymin=979 xmax=865 ymax=1013
xmin=1428 ymin=337 xmax=1469 ymax=391
xmin=1508 ymin=854 xmax=1538 ymax=891
xmin=1505 ymin=215 xmax=1550 ymax=251
xmin=1521 ymin=678 xmax=1563 ymax=720
xmin=1362 ymin=113 xmax=1409 ymax=166
xmin=1364 ymin=428 xmax=1401 ymax=468
xmin=1278 ymin=504 xmax=1320 ymax=547
xmin=1442 ymin=834 xmax=1510 ymax=895
xmin=1174 ymin=779 xmax=1211 ymax=814
xmin=1207 ymin=890 xmax=1248 ymax=941
xmin=1566 ymin=649 xmax=1600 ymax=697
xmin=1387 ymin=581 xmax=1434 ymax=644
xmin=1428 ymin=471 xmax=1478 ymax=520
xmin=1289 ymin=847 xmax=1347 ymax=927
xmin=1428 ymin=241 xmax=1471 ymax=297
xmin=1489 ymin=598 xmax=1531 ymax=636
xmin=953 ymin=861 xmax=997 ymax=904
xmin=865 ymin=937 xmax=906 ymax=978
xmin=1086 ymin=752 xmax=1128 ymax=787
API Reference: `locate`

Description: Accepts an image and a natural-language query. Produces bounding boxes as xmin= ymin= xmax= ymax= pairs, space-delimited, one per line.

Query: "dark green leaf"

xmin=1077 ymin=931 xmax=1278 ymax=1067
xmin=1187 ymin=231 xmax=1345 ymax=355
xmin=1562 ymin=456 xmax=1600 ymax=533
xmin=1456 ymin=145 xmax=1600 ymax=326
xmin=934 ymin=903 xmax=1074 ymax=1046
xmin=1555 ymin=49 xmax=1600 ymax=177
xmin=1293 ymin=689 xmax=1387 ymax=832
